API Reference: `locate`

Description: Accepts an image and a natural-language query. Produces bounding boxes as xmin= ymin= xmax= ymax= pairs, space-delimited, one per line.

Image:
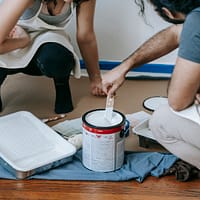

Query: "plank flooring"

xmin=0 ymin=177 xmax=199 ymax=200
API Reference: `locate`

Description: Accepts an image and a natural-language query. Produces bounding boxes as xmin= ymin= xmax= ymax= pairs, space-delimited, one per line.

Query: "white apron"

xmin=0 ymin=1 xmax=81 ymax=79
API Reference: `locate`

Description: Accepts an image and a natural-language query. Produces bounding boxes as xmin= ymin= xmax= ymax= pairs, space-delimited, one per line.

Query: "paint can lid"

xmin=143 ymin=96 xmax=168 ymax=112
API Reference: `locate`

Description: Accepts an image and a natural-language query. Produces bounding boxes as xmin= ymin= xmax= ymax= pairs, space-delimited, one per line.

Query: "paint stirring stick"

xmin=104 ymin=95 xmax=114 ymax=122
xmin=41 ymin=114 xmax=66 ymax=123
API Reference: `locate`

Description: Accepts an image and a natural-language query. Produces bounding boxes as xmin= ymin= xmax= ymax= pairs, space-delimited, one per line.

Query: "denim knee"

xmin=35 ymin=43 xmax=75 ymax=78
xmin=0 ymin=68 xmax=8 ymax=85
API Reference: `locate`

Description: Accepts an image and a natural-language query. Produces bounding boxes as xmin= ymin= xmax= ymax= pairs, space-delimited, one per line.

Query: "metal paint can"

xmin=82 ymin=109 xmax=126 ymax=172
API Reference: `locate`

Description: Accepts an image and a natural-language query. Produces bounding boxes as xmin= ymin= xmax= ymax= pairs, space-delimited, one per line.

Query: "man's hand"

xmin=102 ymin=66 xmax=126 ymax=96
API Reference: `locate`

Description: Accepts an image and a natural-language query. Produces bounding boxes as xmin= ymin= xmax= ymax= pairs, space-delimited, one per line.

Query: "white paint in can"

xmin=82 ymin=109 xmax=126 ymax=172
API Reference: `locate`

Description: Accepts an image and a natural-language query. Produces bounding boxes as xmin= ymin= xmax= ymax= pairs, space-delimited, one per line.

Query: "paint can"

xmin=82 ymin=109 xmax=126 ymax=172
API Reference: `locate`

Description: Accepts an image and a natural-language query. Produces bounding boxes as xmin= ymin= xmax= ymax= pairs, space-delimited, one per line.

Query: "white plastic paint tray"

xmin=132 ymin=119 xmax=156 ymax=140
xmin=0 ymin=111 xmax=76 ymax=179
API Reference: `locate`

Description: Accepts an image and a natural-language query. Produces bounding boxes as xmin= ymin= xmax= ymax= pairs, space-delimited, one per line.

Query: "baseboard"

xmin=80 ymin=60 xmax=174 ymax=80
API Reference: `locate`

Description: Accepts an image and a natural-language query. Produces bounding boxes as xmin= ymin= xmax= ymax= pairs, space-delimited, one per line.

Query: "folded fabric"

xmin=0 ymin=150 xmax=178 ymax=182
xmin=52 ymin=117 xmax=82 ymax=138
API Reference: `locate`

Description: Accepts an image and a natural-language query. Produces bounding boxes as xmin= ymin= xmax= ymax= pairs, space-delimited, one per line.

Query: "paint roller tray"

xmin=133 ymin=119 xmax=156 ymax=140
xmin=0 ymin=111 xmax=76 ymax=179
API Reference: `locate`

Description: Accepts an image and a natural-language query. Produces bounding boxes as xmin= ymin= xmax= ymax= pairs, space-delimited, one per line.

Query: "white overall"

xmin=0 ymin=1 xmax=81 ymax=79
xmin=149 ymin=104 xmax=200 ymax=169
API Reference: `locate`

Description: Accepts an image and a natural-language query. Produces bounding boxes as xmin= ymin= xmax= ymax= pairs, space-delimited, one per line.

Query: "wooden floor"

xmin=0 ymin=76 xmax=199 ymax=199
xmin=0 ymin=177 xmax=199 ymax=200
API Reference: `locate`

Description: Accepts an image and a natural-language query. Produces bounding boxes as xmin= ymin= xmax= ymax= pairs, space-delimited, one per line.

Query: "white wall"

xmin=67 ymin=0 xmax=178 ymax=65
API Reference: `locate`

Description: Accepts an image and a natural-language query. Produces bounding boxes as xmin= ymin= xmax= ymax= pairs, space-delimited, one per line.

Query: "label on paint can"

xmin=82 ymin=109 xmax=126 ymax=172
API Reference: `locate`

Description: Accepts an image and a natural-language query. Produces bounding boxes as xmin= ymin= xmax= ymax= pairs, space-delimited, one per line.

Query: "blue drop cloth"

xmin=0 ymin=150 xmax=177 ymax=182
